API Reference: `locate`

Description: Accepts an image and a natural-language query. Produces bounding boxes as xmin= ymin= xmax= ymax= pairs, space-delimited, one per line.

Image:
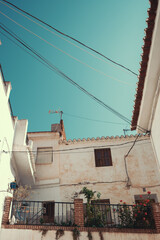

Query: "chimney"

xmin=60 ymin=119 xmax=66 ymax=140
xmin=51 ymin=120 xmax=66 ymax=140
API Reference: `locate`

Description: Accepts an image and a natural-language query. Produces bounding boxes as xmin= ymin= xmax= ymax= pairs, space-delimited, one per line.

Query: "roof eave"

xmin=131 ymin=0 xmax=158 ymax=131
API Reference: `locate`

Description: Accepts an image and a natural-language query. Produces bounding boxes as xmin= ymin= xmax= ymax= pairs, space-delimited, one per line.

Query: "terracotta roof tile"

xmin=131 ymin=0 xmax=158 ymax=130
xmin=59 ymin=133 xmax=150 ymax=144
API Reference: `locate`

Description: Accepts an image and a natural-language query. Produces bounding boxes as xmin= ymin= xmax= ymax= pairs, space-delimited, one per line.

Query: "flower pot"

xmin=10 ymin=182 xmax=17 ymax=190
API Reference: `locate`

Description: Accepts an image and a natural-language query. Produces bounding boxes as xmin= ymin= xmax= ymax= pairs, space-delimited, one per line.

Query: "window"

xmin=94 ymin=148 xmax=112 ymax=167
xmin=91 ymin=199 xmax=110 ymax=204
xmin=134 ymin=194 xmax=157 ymax=203
xmin=91 ymin=199 xmax=112 ymax=224
xmin=36 ymin=147 xmax=53 ymax=164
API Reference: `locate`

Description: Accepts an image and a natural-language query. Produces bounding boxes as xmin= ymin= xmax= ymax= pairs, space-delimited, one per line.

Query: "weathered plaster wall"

xmin=151 ymin=91 xmax=160 ymax=172
xmin=29 ymin=134 xmax=160 ymax=204
xmin=58 ymin=136 xmax=160 ymax=204
xmin=0 ymin=72 xmax=15 ymax=227
xmin=29 ymin=132 xmax=60 ymax=182
xmin=136 ymin=0 xmax=160 ymax=174
xmin=0 ymin=229 xmax=160 ymax=240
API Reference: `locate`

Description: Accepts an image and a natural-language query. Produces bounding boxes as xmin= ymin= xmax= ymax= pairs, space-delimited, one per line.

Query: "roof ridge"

xmin=59 ymin=133 xmax=150 ymax=144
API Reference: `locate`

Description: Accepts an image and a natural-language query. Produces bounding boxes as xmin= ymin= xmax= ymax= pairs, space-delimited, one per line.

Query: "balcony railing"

xmin=84 ymin=203 xmax=155 ymax=229
xmin=11 ymin=200 xmax=74 ymax=226
xmin=11 ymin=200 xmax=155 ymax=229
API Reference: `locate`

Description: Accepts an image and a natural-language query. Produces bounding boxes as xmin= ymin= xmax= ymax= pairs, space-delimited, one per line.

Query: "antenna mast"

xmin=49 ymin=109 xmax=63 ymax=120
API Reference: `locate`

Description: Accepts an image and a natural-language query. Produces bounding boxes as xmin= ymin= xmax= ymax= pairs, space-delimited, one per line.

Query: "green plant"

xmin=132 ymin=192 xmax=155 ymax=228
xmin=80 ymin=187 xmax=101 ymax=204
xmin=85 ymin=203 xmax=105 ymax=227
xmin=60 ymin=220 xmax=74 ymax=226
xmin=39 ymin=218 xmax=44 ymax=225
xmin=41 ymin=229 xmax=48 ymax=236
xmin=80 ymin=187 xmax=104 ymax=227
xmin=99 ymin=231 xmax=104 ymax=240
xmin=87 ymin=230 xmax=93 ymax=240
xmin=55 ymin=229 xmax=64 ymax=240
xmin=39 ymin=229 xmax=48 ymax=240
xmin=117 ymin=203 xmax=134 ymax=228
xmin=13 ymin=185 xmax=31 ymax=201
xmin=53 ymin=220 xmax=76 ymax=227
xmin=72 ymin=228 xmax=80 ymax=240
xmin=117 ymin=192 xmax=155 ymax=229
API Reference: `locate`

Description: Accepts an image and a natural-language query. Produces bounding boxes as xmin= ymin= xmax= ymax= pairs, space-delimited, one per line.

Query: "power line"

xmin=0 ymin=10 xmax=131 ymax=86
xmin=63 ymin=112 xmax=126 ymax=125
xmin=1 ymin=138 xmax=150 ymax=154
xmin=1 ymin=0 xmax=138 ymax=77
xmin=0 ymin=30 xmax=49 ymax=66
xmin=124 ymin=133 xmax=140 ymax=186
xmin=0 ymin=24 xmax=131 ymax=123
xmin=0 ymin=0 xmax=137 ymax=78
xmin=0 ymin=23 xmax=147 ymax=132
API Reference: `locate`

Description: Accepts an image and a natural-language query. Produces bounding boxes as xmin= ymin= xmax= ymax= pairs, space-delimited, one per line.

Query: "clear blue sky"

xmin=0 ymin=0 xmax=149 ymax=140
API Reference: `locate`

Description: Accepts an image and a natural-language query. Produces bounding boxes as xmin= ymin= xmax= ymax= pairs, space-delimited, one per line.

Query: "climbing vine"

xmin=99 ymin=231 xmax=104 ymax=240
xmin=55 ymin=229 xmax=64 ymax=240
xmin=40 ymin=229 xmax=48 ymax=240
xmin=72 ymin=228 xmax=80 ymax=240
xmin=87 ymin=230 xmax=93 ymax=240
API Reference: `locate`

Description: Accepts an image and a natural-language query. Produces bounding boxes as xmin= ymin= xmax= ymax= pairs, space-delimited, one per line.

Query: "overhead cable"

xmin=63 ymin=112 xmax=126 ymax=125
xmin=0 ymin=10 xmax=131 ymax=85
xmin=1 ymin=0 xmax=138 ymax=76
xmin=1 ymin=137 xmax=150 ymax=153
xmin=0 ymin=0 xmax=135 ymax=78
xmin=0 ymin=23 xmax=147 ymax=132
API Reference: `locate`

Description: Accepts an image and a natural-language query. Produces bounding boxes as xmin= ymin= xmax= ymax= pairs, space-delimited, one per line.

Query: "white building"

xmin=131 ymin=0 xmax=160 ymax=172
xmin=0 ymin=65 xmax=16 ymax=227
xmin=23 ymin=122 xmax=160 ymax=205
xmin=0 ymin=66 xmax=35 ymax=228
xmin=1 ymin=0 xmax=160 ymax=238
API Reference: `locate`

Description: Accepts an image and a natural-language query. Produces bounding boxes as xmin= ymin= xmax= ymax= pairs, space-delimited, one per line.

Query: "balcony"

xmin=11 ymin=200 xmax=74 ymax=226
xmin=12 ymin=120 xmax=35 ymax=185
xmin=9 ymin=200 xmax=155 ymax=230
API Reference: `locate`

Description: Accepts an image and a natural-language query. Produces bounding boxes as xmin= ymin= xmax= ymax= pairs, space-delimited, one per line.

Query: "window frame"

xmin=36 ymin=147 xmax=53 ymax=164
xmin=134 ymin=194 xmax=158 ymax=203
xmin=94 ymin=148 xmax=112 ymax=167
xmin=91 ymin=199 xmax=112 ymax=224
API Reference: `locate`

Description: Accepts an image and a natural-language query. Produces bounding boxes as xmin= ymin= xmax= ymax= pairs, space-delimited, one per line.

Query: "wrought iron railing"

xmin=11 ymin=200 xmax=74 ymax=226
xmin=84 ymin=203 xmax=155 ymax=229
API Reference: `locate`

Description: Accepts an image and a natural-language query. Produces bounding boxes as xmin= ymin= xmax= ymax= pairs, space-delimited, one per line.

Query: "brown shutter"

xmin=95 ymin=148 xmax=112 ymax=167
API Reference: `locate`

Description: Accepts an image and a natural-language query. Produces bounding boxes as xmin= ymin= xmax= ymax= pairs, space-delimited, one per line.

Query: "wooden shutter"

xmin=94 ymin=148 xmax=112 ymax=167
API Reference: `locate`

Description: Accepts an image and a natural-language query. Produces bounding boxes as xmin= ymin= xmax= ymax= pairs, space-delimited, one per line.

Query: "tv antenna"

xmin=49 ymin=109 xmax=63 ymax=120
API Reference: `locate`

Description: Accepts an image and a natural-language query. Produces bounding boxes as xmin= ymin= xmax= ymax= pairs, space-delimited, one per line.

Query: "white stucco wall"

xmin=150 ymin=90 xmax=160 ymax=172
xmin=28 ymin=133 xmax=160 ymax=205
xmin=0 ymin=228 xmax=160 ymax=240
xmin=0 ymin=71 xmax=15 ymax=227
xmin=137 ymin=0 xmax=160 ymax=131
xmin=136 ymin=0 xmax=160 ymax=173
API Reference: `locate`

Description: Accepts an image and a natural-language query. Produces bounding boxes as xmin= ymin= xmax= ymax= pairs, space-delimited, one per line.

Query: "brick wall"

xmin=1 ymin=197 xmax=160 ymax=234
xmin=2 ymin=197 xmax=12 ymax=225
xmin=74 ymin=198 xmax=84 ymax=227
xmin=152 ymin=203 xmax=160 ymax=233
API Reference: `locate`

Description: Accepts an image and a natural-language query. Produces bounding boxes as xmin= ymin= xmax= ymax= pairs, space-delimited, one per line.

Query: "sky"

xmin=0 ymin=0 xmax=149 ymax=140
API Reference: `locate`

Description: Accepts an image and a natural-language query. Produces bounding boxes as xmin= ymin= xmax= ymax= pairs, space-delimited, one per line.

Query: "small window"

xmin=36 ymin=147 xmax=53 ymax=164
xmin=94 ymin=148 xmax=112 ymax=167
